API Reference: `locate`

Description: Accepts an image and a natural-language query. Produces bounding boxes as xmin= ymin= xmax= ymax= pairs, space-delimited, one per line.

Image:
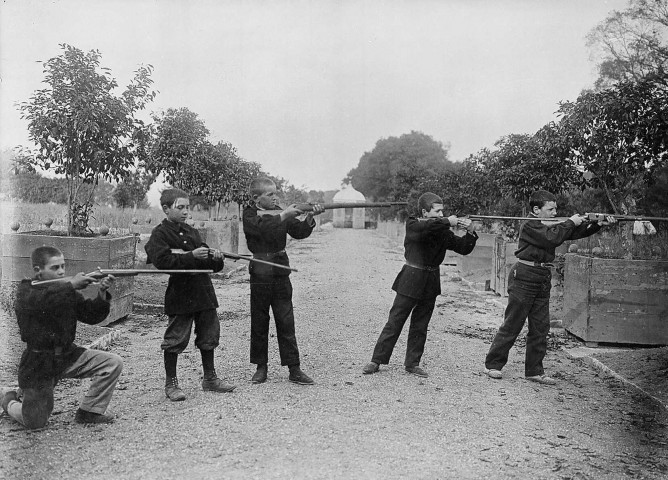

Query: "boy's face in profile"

xmin=163 ymin=197 xmax=190 ymax=224
xmin=534 ymin=201 xmax=558 ymax=218
xmin=423 ymin=203 xmax=444 ymax=218
xmin=35 ymin=255 xmax=66 ymax=281
xmin=255 ymin=183 xmax=280 ymax=210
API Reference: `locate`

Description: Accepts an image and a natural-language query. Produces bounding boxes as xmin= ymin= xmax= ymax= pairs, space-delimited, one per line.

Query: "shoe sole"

xmin=362 ymin=369 xmax=379 ymax=374
xmin=251 ymin=378 xmax=267 ymax=384
xmin=406 ymin=372 xmax=428 ymax=378
xmin=525 ymin=377 xmax=556 ymax=385
xmin=484 ymin=369 xmax=502 ymax=379
xmin=166 ymin=395 xmax=186 ymax=401
xmin=289 ymin=379 xmax=314 ymax=385
xmin=202 ymin=387 xmax=236 ymax=393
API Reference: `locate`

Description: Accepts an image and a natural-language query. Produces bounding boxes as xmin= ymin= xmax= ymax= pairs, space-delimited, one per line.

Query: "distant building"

xmin=332 ymin=185 xmax=365 ymax=229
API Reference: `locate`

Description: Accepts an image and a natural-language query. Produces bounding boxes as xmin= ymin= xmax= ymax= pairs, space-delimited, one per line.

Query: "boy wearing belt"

xmin=363 ymin=192 xmax=478 ymax=378
xmin=242 ymin=177 xmax=323 ymax=385
xmin=484 ymin=190 xmax=616 ymax=384
xmin=1 ymin=246 xmax=122 ymax=428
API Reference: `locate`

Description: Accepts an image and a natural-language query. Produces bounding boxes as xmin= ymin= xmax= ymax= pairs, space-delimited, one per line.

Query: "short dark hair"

xmin=160 ymin=188 xmax=189 ymax=208
xmin=249 ymin=177 xmax=276 ymax=198
xmin=529 ymin=190 xmax=556 ymax=210
xmin=418 ymin=192 xmax=443 ymax=215
xmin=31 ymin=246 xmax=63 ymax=268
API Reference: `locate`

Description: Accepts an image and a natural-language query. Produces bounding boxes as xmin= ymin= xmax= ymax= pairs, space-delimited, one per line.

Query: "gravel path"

xmin=2 ymin=226 xmax=667 ymax=479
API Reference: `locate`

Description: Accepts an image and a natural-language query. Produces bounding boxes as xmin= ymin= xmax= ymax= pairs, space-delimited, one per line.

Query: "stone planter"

xmin=563 ymin=254 xmax=668 ymax=346
xmin=1 ymin=232 xmax=137 ymax=326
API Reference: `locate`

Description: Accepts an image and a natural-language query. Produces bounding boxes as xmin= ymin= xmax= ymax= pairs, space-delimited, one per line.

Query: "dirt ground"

xmin=1 ymin=226 xmax=667 ymax=479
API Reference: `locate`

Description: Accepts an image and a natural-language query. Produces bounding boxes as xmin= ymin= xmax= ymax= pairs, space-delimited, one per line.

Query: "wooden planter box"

xmin=490 ymin=236 xmax=517 ymax=297
xmin=1 ymin=232 xmax=137 ymax=326
xmin=563 ymin=254 xmax=668 ymax=346
xmin=457 ymin=232 xmax=496 ymax=289
xmin=197 ymin=219 xmax=240 ymax=254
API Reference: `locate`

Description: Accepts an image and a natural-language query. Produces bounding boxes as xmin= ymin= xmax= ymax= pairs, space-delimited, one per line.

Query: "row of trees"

xmin=10 ymin=44 xmax=316 ymax=235
xmin=346 ymin=0 xmax=668 ymax=224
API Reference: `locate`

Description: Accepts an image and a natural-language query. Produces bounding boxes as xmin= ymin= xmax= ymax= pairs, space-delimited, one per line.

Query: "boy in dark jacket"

xmin=144 ymin=188 xmax=234 ymax=401
xmin=363 ymin=192 xmax=478 ymax=377
xmin=242 ymin=177 xmax=323 ymax=385
xmin=0 ymin=246 xmax=122 ymax=428
xmin=484 ymin=190 xmax=616 ymax=385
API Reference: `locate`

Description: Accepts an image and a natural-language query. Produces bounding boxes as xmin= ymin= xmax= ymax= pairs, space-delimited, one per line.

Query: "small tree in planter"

xmin=16 ymin=43 xmax=157 ymax=236
xmin=2 ymin=44 xmax=157 ymax=324
xmin=146 ymin=107 xmax=263 ymax=252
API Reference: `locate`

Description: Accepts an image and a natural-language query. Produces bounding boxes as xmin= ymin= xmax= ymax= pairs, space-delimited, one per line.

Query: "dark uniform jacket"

xmin=392 ymin=217 xmax=478 ymax=300
xmin=144 ymin=219 xmax=225 ymax=315
xmin=242 ymin=205 xmax=315 ymax=277
xmin=14 ymin=280 xmax=111 ymax=388
xmin=515 ymin=216 xmax=602 ymax=264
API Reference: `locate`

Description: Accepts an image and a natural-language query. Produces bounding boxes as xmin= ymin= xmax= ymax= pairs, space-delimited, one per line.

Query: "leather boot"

xmin=165 ymin=377 xmax=186 ymax=401
xmin=251 ymin=364 xmax=268 ymax=384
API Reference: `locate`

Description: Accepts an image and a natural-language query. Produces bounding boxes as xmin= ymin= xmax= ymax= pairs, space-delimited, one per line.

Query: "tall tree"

xmin=345 ymin=131 xmax=453 ymax=201
xmin=587 ymin=0 xmax=668 ymax=89
xmin=17 ymin=44 xmax=156 ymax=235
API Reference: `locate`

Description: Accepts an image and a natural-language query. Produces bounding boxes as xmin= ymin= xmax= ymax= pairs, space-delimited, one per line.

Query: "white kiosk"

xmin=332 ymin=185 xmax=366 ymax=229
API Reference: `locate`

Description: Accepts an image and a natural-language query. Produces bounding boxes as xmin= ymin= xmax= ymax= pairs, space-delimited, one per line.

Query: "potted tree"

xmin=146 ymin=107 xmax=262 ymax=254
xmin=557 ymin=78 xmax=668 ymax=345
xmin=1 ymin=44 xmax=156 ymax=324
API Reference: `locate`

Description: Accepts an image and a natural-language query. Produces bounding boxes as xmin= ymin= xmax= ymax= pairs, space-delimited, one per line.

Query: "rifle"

xmin=257 ymin=202 xmax=407 ymax=216
xmin=466 ymin=214 xmax=668 ymax=223
xmin=170 ymin=249 xmax=298 ymax=273
xmin=31 ymin=269 xmax=214 ymax=286
xmin=419 ymin=213 xmax=668 ymax=223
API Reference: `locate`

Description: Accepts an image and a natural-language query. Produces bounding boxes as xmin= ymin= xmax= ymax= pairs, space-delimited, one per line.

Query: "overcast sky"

xmin=1 ymin=0 xmax=627 ymax=195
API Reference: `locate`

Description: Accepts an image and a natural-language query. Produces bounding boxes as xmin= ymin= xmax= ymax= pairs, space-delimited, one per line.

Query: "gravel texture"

xmin=1 ymin=226 xmax=667 ymax=479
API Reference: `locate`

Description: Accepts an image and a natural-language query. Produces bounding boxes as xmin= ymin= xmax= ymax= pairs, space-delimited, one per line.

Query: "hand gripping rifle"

xmin=31 ymin=269 xmax=214 ymax=286
xmin=257 ymin=201 xmax=407 ymax=216
xmin=170 ymin=249 xmax=298 ymax=273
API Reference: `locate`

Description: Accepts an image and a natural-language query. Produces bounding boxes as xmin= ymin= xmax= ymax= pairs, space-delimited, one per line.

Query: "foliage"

xmin=146 ymin=108 xmax=263 ymax=208
xmin=146 ymin=107 xmax=210 ymax=189
xmin=16 ymin=44 xmax=156 ymax=235
xmin=112 ymin=169 xmax=156 ymax=209
xmin=345 ymin=131 xmax=454 ymax=201
xmin=587 ymin=0 xmax=668 ymax=89
xmin=5 ymin=171 xmax=115 ymax=207
xmin=479 ymin=125 xmax=580 ymax=208
xmin=556 ymin=78 xmax=668 ymax=214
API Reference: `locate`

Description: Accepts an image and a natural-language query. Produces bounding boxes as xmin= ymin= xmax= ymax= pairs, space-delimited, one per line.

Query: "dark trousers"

xmin=485 ymin=263 xmax=552 ymax=377
xmin=249 ymin=274 xmax=300 ymax=366
xmin=371 ymin=293 xmax=436 ymax=368
xmin=161 ymin=309 xmax=220 ymax=354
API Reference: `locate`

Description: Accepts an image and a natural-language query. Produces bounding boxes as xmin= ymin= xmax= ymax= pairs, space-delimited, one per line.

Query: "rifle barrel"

xmin=258 ymin=202 xmax=407 ymax=215
xmin=31 ymin=269 xmax=214 ymax=285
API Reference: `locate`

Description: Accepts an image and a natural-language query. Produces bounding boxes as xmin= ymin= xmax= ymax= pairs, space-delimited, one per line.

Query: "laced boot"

xmin=165 ymin=377 xmax=186 ymax=401
xmin=202 ymin=371 xmax=236 ymax=393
